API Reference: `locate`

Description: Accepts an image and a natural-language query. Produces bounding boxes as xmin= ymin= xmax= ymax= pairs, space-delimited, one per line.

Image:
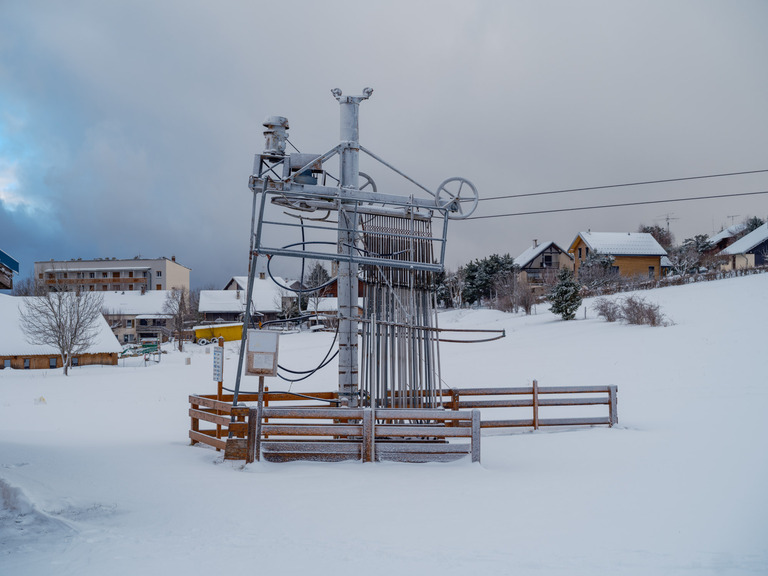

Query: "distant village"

xmin=1 ymin=215 xmax=767 ymax=371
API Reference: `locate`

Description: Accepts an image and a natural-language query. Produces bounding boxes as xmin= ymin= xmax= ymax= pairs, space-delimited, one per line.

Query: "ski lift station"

xmin=189 ymin=89 xmax=618 ymax=464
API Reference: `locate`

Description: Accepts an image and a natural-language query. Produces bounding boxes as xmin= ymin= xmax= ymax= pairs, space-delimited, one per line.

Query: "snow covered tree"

xmin=461 ymin=254 xmax=515 ymax=305
xmin=548 ymin=268 xmax=582 ymax=321
xmin=638 ymin=224 xmax=674 ymax=251
xmin=577 ymin=250 xmax=618 ymax=289
xmin=19 ymin=290 xmax=105 ymax=375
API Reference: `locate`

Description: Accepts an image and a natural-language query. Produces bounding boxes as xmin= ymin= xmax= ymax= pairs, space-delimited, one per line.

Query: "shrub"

xmin=619 ymin=295 xmax=668 ymax=326
xmin=593 ymin=297 xmax=622 ymax=322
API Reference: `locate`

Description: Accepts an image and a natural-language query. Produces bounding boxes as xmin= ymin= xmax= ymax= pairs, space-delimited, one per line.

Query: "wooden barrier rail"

xmin=441 ymin=381 xmax=618 ymax=429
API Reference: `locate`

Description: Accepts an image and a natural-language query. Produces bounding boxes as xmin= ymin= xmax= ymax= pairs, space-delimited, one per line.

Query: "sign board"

xmin=212 ymin=346 xmax=224 ymax=382
xmin=246 ymin=330 xmax=279 ymax=376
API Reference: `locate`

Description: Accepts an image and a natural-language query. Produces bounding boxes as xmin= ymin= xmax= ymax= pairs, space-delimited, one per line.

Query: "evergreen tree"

xmin=548 ymin=268 xmax=582 ymax=321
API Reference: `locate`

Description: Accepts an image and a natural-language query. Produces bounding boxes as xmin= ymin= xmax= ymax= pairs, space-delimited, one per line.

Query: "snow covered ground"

xmin=2 ymin=274 xmax=767 ymax=575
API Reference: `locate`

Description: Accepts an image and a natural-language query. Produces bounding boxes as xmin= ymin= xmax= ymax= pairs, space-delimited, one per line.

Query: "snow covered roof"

xmin=708 ymin=222 xmax=747 ymax=245
xmin=199 ymin=287 xmax=281 ymax=314
xmin=569 ymin=232 xmax=668 ymax=256
xmin=0 ymin=293 xmax=122 ymax=356
xmin=515 ymin=241 xmax=570 ymax=268
xmin=303 ymin=297 xmax=363 ymax=313
xmin=101 ymin=291 xmax=171 ymax=315
xmin=718 ymin=223 xmax=768 ymax=255
xmin=0 ymin=249 xmax=19 ymax=273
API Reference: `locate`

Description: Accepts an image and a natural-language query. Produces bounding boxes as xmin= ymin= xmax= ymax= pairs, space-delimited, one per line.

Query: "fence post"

xmin=471 ymin=409 xmax=481 ymax=463
xmin=190 ymin=397 xmax=199 ymax=445
xmin=532 ymin=380 xmax=539 ymax=430
xmin=609 ymin=385 xmax=618 ymax=427
xmin=247 ymin=407 xmax=258 ymax=463
xmin=363 ymin=408 xmax=374 ymax=463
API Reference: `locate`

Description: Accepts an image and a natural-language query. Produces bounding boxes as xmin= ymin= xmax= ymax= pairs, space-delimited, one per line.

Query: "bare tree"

xmin=19 ymin=291 xmax=105 ymax=375
xmin=11 ymin=274 xmax=45 ymax=296
xmin=164 ymin=287 xmax=190 ymax=352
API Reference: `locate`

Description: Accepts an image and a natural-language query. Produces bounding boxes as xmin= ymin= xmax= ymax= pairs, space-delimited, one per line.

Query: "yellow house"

xmin=568 ymin=231 xmax=668 ymax=281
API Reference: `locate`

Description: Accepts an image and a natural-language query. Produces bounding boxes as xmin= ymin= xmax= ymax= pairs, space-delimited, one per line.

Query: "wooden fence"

xmin=189 ymin=382 xmax=617 ymax=463
xmin=189 ymin=393 xmax=480 ymax=464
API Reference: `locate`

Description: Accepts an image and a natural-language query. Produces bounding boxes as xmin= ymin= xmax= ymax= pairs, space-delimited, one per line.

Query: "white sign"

xmin=246 ymin=330 xmax=279 ymax=376
xmin=212 ymin=346 xmax=223 ymax=382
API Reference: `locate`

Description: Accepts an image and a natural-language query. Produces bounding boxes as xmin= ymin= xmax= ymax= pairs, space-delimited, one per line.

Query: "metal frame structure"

xmin=232 ymin=88 xmax=479 ymax=410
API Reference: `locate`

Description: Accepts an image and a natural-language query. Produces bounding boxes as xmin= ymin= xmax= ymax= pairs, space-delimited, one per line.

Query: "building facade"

xmin=34 ymin=257 xmax=190 ymax=293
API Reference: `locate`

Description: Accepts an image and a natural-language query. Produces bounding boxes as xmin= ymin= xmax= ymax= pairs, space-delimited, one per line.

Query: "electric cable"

xmin=467 ymin=189 xmax=768 ymax=220
xmin=478 ymin=169 xmax=768 ymax=202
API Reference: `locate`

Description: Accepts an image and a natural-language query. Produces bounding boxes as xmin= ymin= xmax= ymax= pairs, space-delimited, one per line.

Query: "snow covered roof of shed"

xmin=569 ymin=232 xmax=667 ymax=256
xmin=515 ymin=241 xmax=571 ymax=268
xmin=101 ymin=291 xmax=171 ymax=316
xmin=199 ymin=288 xmax=281 ymax=314
xmin=708 ymin=222 xmax=747 ymax=245
xmin=718 ymin=223 xmax=768 ymax=255
xmin=0 ymin=293 xmax=122 ymax=356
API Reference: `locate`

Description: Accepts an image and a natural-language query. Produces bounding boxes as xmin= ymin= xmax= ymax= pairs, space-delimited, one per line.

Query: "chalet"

xmin=514 ymin=241 xmax=573 ymax=285
xmin=718 ymin=223 xmax=768 ymax=270
xmin=101 ymin=291 xmax=173 ymax=344
xmin=0 ymin=249 xmax=19 ymax=290
xmin=707 ymin=222 xmax=748 ymax=253
xmin=0 ymin=293 xmax=121 ymax=370
xmin=568 ymin=231 xmax=668 ymax=281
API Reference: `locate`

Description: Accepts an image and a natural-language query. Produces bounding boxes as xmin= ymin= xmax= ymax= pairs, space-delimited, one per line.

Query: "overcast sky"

xmin=2 ymin=0 xmax=767 ymax=289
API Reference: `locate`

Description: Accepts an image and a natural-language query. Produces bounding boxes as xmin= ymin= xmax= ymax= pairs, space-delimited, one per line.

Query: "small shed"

xmin=0 ymin=293 xmax=121 ymax=370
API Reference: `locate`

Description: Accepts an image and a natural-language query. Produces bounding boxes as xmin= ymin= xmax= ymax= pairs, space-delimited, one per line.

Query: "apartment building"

xmin=34 ymin=257 xmax=190 ymax=293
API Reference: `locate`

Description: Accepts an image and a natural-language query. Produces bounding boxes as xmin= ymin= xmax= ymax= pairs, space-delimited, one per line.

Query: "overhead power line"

xmin=467 ymin=190 xmax=768 ymax=220
xmin=479 ymin=168 xmax=768 ymax=202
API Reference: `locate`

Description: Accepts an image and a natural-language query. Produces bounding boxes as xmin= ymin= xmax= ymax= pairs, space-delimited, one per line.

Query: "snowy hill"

xmin=1 ymin=274 xmax=767 ymax=575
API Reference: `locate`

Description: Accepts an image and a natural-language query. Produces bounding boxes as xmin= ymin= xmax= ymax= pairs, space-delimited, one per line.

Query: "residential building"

xmin=199 ymin=275 xmax=286 ymax=325
xmin=0 ymin=293 xmax=121 ymax=369
xmin=718 ymin=223 xmax=768 ymax=270
xmin=568 ymin=231 xmax=668 ymax=280
xmin=34 ymin=257 xmax=190 ymax=293
xmin=101 ymin=291 xmax=173 ymax=344
xmin=514 ymin=240 xmax=573 ymax=285
xmin=0 ymin=248 xmax=19 ymax=290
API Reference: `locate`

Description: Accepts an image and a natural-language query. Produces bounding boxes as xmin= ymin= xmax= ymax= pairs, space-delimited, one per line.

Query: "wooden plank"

xmin=262 ymin=407 xmax=365 ymax=419
xmin=188 ymin=395 xmax=250 ymax=417
xmin=609 ymin=385 xmax=618 ymax=426
xmin=479 ymin=419 xmax=535 ymax=428
xmin=537 ymin=417 xmax=611 ymax=427
xmin=189 ymin=430 xmax=226 ymax=450
xmin=537 ymin=397 xmax=609 ymax=406
xmin=363 ymin=409 xmax=373 ymax=463
xmin=247 ymin=408 xmax=257 ymax=464
xmin=455 ymin=399 xmax=534 ymax=409
xmin=374 ymin=425 xmax=471 ymax=438
xmin=374 ymin=443 xmax=470 ymax=454
xmin=448 ymin=387 xmax=534 ymax=396
xmin=224 ymin=438 xmax=247 ymax=460
xmin=537 ymin=386 xmax=612 ymax=394
xmin=374 ymin=408 xmax=474 ymax=421
xmin=471 ymin=409 xmax=481 ymax=463
xmin=189 ymin=408 xmax=231 ymax=427
xmin=532 ymin=379 xmax=539 ymax=430
xmin=260 ymin=424 xmax=363 ymax=437
xmin=377 ymin=451 xmax=469 ymax=463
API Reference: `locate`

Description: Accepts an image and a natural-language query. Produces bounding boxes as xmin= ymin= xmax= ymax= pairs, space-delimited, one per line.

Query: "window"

xmin=72 ymin=357 xmax=79 ymax=367
xmin=89 ymin=272 xmax=95 ymax=278
xmin=648 ymin=266 xmax=655 ymax=278
xmin=49 ymin=358 xmax=57 ymax=369
xmin=102 ymin=285 xmax=108 ymax=291
xmin=38 ymin=273 xmax=43 ymax=279
xmin=611 ymin=266 xmax=620 ymax=274
xmin=112 ymin=272 xmax=120 ymax=278
xmin=156 ymin=284 xmax=162 ymax=290
xmin=3 ymin=359 xmax=10 ymax=369
xmin=126 ymin=319 xmax=133 ymax=328
xmin=102 ymin=272 xmax=108 ymax=278
xmin=24 ymin=359 xmax=30 ymax=369
xmin=128 ymin=271 xmax=133 ymax=278
xmin=543 ymin=254 xmax=552 ymax=268
xmin=578 ymin=248 xmax=582 ymax=259
xmin=156 ymin=271 xmax=162 ymax=277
